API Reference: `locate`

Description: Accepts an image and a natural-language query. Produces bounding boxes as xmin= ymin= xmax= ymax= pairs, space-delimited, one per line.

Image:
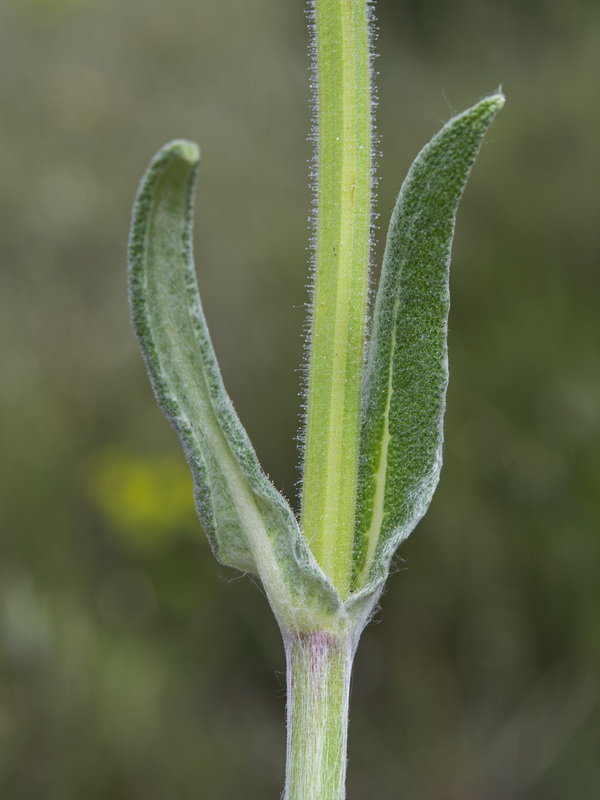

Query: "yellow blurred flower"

xmin=88 ymin=448 xmax=197 ymax=551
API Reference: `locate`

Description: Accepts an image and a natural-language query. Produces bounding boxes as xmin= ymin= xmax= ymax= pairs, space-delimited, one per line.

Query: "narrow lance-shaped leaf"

xmin=128 ymin=140 xmax=341 ymax=628
xmin=352 ymin=94 xmax=505 ymax=595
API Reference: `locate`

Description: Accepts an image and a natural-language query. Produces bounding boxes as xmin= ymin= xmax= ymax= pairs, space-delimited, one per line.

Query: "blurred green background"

xmin=1 ymin=0 xmax=599 ymax=797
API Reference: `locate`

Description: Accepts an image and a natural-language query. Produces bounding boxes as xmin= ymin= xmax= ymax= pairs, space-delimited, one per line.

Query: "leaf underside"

xmin=352 ymin=93 xmax=505 ymax=597
xmin=128 ymin=141 xmax=340 ymax=628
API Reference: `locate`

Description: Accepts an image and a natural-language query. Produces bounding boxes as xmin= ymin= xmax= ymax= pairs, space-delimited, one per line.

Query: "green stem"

xmin=283 ymin=630 xmax=356 ymax=800
xmin=301 ymin=0 xmax=373 ymax=599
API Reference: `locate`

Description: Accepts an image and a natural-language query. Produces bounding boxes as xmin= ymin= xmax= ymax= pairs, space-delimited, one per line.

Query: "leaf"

xmin=352 ymin=93 xmax=505 ymax=595
xmin=128 ymin=140 xmax=341 ymax=628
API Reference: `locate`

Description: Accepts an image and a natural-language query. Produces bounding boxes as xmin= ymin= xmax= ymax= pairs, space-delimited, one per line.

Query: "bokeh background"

xmin=1 ymin=0 xmax=599 ymax=797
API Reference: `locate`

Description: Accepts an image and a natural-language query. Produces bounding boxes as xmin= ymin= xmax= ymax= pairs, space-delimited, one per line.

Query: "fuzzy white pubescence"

xmin=296 ymin=0 xmax=379 ymax=517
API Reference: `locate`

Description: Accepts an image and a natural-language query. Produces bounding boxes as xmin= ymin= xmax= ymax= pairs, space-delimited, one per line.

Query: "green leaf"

xmin=352 ymin=93 xmax=505 ymax=594
xmin=128 ymin=140 xmax=341 ymax=629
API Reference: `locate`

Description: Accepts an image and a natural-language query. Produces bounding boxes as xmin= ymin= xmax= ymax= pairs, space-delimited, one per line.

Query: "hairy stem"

xmin=284 ymin=630 xmax=356 ymax=800
xmin=301 ymin=0 xmax=373 ymax=598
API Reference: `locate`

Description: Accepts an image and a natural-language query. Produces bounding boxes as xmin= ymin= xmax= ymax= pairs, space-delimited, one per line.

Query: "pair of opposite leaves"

xmin=128 ymin=94 xmax=504 ymax=633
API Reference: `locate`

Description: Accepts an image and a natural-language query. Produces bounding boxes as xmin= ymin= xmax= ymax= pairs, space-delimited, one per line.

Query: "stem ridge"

xmin=301 ymin=0 xmax=374 ymax=599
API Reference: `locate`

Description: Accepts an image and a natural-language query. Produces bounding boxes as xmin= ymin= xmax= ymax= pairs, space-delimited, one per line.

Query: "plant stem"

xmin=283 ymin=630 xmax=356 ymax=800
xmin=301 ymin=0 xmax=373 ymax=598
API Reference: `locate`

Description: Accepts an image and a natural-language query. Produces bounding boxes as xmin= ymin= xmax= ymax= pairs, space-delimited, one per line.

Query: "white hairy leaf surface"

xmin=128 ymin=141 xmax=342 ymax=630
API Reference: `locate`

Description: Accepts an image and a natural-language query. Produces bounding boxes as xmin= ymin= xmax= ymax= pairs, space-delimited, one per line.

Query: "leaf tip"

xmin=164 ymin=138 xmax=201 ymax=166
xmin=481 ymin=90 xmax=506 ymax=114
